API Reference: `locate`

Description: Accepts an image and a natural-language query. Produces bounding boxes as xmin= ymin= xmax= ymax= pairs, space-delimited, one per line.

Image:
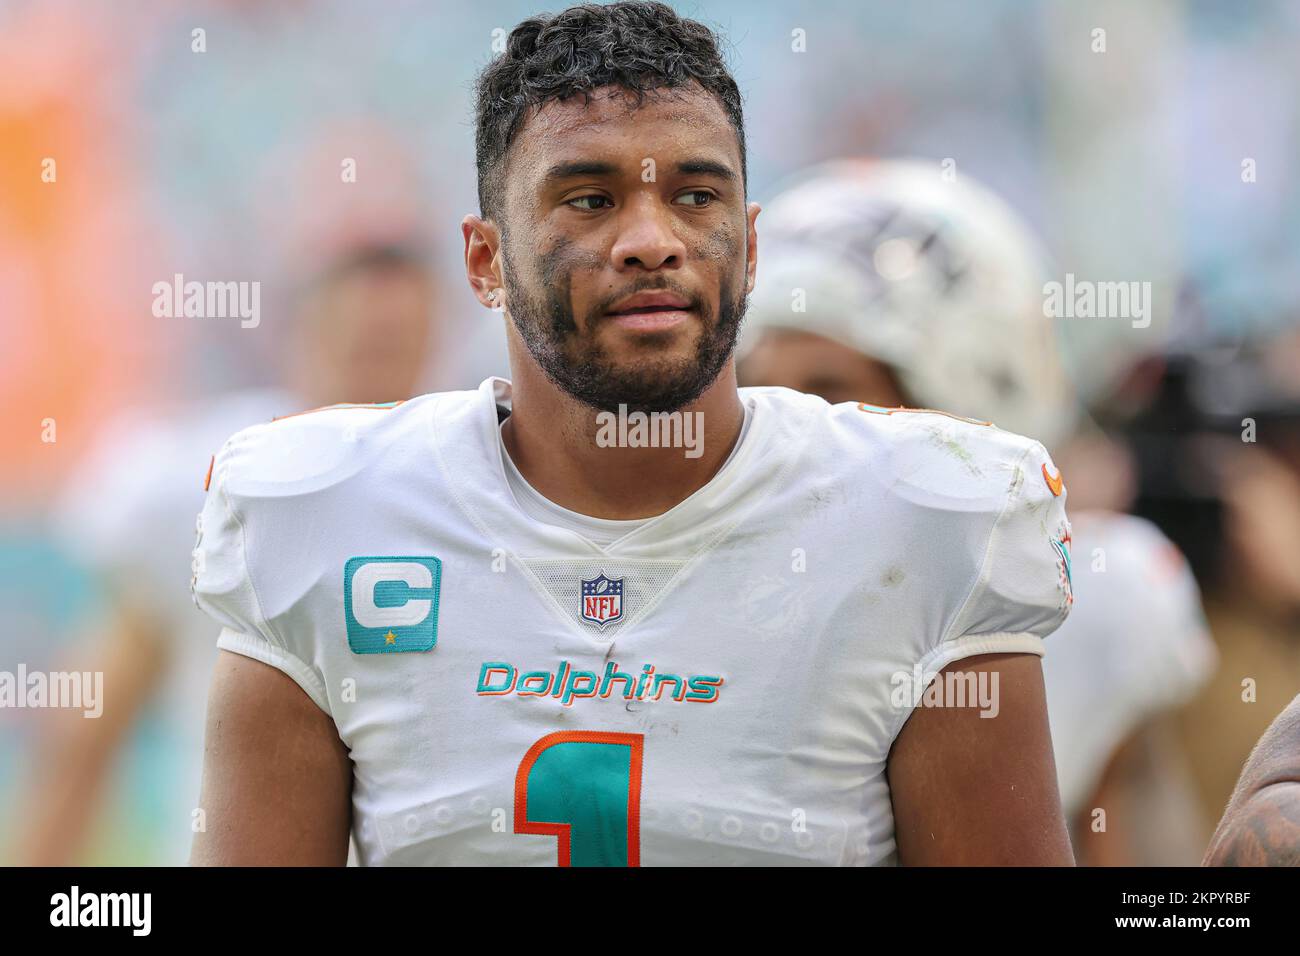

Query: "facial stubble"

xmin=501 ymin=236 xmax=747 ymax=415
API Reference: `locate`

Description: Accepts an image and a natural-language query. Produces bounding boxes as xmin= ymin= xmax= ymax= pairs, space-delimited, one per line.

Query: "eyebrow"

xmin=674 ymin=159 xmax=738 ymax=183
xmin=541 ymin=157 xmax=738 ymax=185
xmin=542 ymin=160 xmax=620 ymax=183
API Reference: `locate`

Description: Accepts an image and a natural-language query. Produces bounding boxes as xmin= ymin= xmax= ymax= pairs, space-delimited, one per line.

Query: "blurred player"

xmin=739 ymin=159 xmax=1218 ymax=864
xmin=18 ymin=216 xmax=440 ymax=865
xmin=190 ymin=1 xmax=1074 ymax=866
xmin=1203 ymin=692 xmax=1300 ymax=866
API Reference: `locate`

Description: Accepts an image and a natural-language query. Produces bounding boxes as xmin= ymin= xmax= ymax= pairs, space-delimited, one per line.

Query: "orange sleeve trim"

xmin=855 ymin=402 xmax=991 ymax=427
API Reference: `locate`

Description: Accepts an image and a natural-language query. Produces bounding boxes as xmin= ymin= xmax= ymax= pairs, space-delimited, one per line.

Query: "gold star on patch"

xmin=384 ymin=631 xmax=397 ymax=645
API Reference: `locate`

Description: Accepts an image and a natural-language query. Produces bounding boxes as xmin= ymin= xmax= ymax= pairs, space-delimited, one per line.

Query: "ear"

xmin=462 ymin=214 xmax=506 ymax=310
xmin=744 ymin=202 xmax=761 ymax=296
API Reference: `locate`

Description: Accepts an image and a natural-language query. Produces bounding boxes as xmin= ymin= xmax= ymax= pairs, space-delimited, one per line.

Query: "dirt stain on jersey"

xmin=926 ymin=425 xmax=982 ymax=477
xmin=804 ymin=481 xmax=845 ymax=520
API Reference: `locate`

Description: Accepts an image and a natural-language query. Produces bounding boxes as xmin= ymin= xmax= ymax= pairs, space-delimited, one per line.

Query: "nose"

xmin=608 ymin=193 xmax=687 ymax=272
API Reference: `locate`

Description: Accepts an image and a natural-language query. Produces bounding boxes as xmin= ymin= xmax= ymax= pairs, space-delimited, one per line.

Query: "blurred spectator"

xmin=15 ymin=131 xmax=444 ymax=864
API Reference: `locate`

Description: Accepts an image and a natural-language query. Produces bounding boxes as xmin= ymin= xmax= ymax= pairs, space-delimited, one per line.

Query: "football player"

xmin=191 ymin=1 xmax=1074 ymax=866
xmin=738 ymin=158 xmax=1217 ymax=864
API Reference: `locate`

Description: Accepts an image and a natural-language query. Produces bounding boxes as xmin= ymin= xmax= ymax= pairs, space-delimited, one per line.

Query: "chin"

xmin=600 ymin=323 xmax=701 ymax=357
xmin=611 ymin=351 xmax=696 ymax=382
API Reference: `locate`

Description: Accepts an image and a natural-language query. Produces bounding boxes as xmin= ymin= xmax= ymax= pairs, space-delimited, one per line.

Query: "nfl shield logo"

xmin=580 ymin=574 xmax=624 ymax=628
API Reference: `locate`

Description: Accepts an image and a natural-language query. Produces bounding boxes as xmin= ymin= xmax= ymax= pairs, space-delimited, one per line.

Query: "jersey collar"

xmin=429 ymin=377 xmax=806 ymax=560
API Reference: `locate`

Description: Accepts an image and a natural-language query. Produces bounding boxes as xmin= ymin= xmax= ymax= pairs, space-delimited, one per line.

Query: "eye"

xmin=673 ymin=190 xmax=715 ymax=208
xmin=566 ymin=194 xmax=613 ymax=211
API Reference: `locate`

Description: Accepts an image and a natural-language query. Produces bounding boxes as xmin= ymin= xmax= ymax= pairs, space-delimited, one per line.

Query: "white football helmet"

xmin=740 ymin=159 xmax=1078 ymax=447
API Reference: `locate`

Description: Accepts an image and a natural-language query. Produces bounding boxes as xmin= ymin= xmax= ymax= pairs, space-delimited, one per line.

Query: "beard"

xmin=501 ymin=245 xmax=747 ymax=415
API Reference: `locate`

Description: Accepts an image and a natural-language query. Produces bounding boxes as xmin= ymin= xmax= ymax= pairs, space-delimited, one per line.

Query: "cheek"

xmin=697 ymin=223 xmax=739 ymax=263
xmin=536 ymin=235 xmax=604 ymax=305
xmin=687 ymin=223 xmax=744 ymax=295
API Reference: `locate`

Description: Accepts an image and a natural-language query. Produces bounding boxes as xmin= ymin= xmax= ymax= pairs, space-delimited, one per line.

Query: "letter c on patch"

xmin=352 ymin=561 xmax=433 ymax=628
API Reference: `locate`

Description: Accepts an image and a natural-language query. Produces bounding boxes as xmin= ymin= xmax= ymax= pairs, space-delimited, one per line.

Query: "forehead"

xmin=507 ymin=83 xmax=739 ymax=185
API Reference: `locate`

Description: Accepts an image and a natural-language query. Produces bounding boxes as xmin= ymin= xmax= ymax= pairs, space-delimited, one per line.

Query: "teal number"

xmin=514 ymin=732 xmax=644 ymax=866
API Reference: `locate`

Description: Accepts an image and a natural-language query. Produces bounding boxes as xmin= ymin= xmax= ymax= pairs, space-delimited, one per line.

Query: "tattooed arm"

xmin=1203 ymin=694 xmax=1300 ymax=866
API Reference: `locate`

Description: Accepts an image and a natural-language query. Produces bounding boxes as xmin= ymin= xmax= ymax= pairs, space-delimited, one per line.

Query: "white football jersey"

xmin=192 ymin=377 xmax=1073 ymax=866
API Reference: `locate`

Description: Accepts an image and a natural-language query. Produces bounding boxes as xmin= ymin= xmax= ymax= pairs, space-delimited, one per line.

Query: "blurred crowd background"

xmin=2 ymin=0 xmax=1299 ymax=865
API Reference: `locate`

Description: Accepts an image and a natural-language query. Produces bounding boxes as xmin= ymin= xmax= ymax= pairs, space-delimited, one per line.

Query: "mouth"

xmin=606 ymin=307 xmax=694 ymax=332
xmin=604 ymin=292 xmax=696 ymax=332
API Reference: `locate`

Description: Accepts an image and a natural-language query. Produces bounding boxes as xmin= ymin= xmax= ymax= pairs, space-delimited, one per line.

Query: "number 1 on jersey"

xmin=514 ymin=731 xmax=644 ymax=867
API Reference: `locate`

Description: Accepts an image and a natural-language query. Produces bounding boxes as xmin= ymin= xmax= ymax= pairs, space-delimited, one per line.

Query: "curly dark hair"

xmin=473 ymin=1 xmax=746 ymax=224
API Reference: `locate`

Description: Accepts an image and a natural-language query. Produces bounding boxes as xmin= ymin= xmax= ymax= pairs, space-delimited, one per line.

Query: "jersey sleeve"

xmin=929 ymin=439 xmax=1073 ymax=674
xmin=191 ymin=431 xmax=332 ymax=714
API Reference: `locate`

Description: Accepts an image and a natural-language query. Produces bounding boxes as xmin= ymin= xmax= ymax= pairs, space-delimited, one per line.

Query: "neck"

xmin=501 ymin=346 xmax=745 ymax=520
